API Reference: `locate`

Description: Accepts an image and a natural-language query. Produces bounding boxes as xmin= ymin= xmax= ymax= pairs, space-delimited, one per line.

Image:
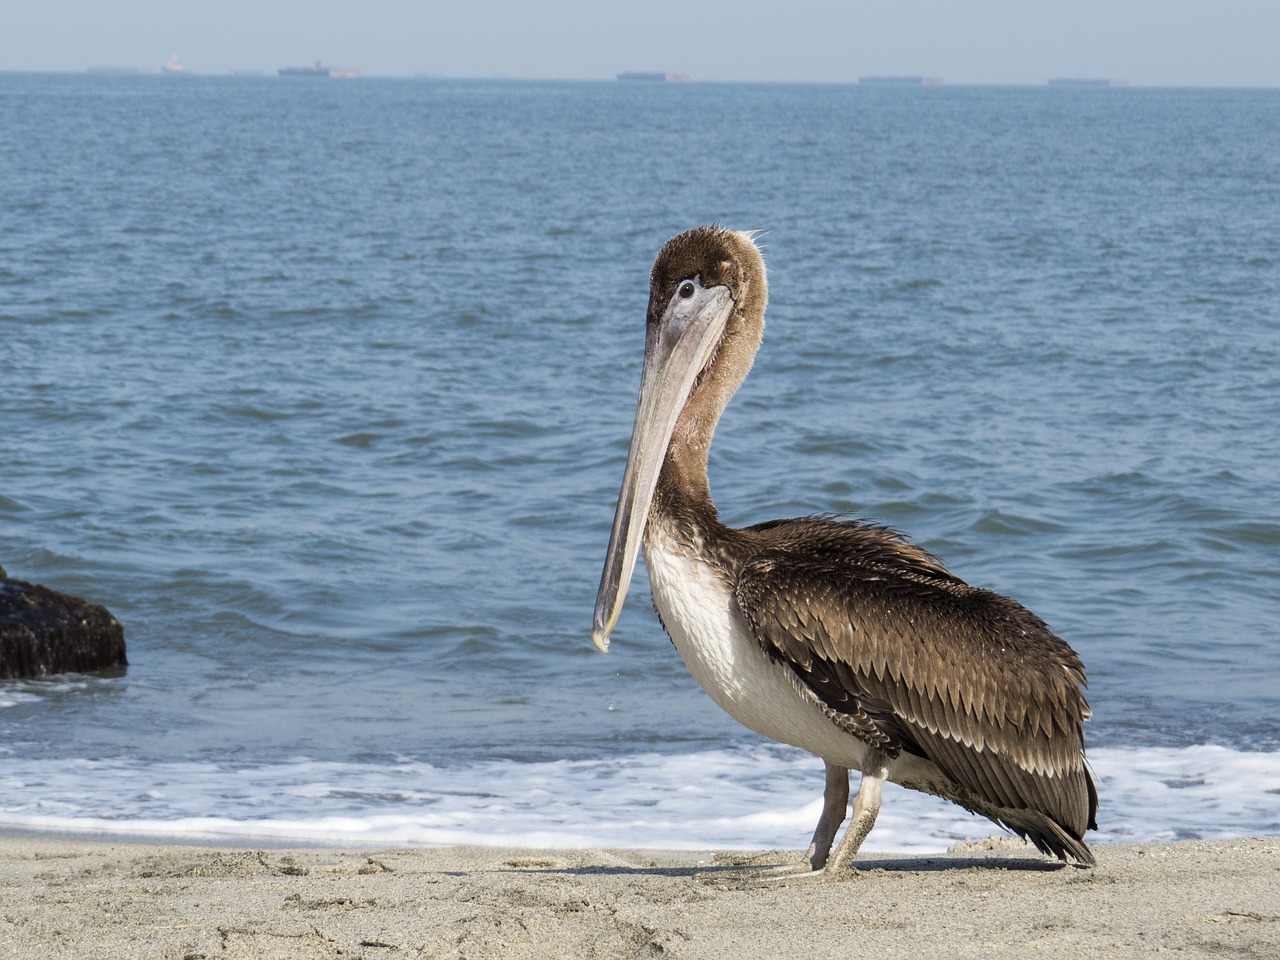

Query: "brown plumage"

xmin=593 ymin=226 xmax=1097 ymax=874
xmin=733 ymin=516 xmax=1097 ymax=863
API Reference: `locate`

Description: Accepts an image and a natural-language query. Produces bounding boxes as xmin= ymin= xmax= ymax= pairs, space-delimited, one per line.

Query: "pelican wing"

xmin=733 ymin=519 xmax=1097 ymax=846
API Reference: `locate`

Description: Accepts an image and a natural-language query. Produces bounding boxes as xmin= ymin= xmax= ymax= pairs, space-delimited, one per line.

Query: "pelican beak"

xmin=592 ymin=284 xmax=733 ymax=651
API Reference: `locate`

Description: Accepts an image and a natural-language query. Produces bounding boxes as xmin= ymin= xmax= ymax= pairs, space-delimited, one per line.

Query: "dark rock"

xmin=0 ymin=577 xmax=127 ymax=679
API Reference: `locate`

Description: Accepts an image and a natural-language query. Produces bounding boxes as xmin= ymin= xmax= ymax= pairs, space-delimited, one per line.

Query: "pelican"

xmin=592 ymin=226 xmax=1097 ymax=875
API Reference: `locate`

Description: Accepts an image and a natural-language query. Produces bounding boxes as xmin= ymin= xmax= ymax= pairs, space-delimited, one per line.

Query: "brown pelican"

xmin=592 ymin=226 xmax=1097 ymax=876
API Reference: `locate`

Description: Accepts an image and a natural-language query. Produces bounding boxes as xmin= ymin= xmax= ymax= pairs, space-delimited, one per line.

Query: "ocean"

xmin=1 ymin=73 xmax=1278 ymax=852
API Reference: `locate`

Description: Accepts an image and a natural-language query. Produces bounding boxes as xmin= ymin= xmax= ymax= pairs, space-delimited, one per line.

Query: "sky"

xmin=4 ymin=0 xmax=1279 ymax=87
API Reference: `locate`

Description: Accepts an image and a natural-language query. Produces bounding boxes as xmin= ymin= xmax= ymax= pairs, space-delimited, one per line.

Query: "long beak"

xmin=591 ymin=289 xmax=733 ymax=652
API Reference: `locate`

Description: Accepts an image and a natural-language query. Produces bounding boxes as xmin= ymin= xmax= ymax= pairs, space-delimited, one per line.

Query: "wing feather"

xmin=733 ymin=518 xmax=1096 ymax=844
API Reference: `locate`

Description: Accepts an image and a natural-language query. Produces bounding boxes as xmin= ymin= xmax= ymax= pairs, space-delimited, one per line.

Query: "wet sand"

xmin=1 ymin=835 xmax=1277 ymax=958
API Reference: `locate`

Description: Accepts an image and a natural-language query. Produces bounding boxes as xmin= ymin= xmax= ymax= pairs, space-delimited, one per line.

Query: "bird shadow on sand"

xmin=840 ymin=854 xmax=1067 ymax=873
xmin=491 ymin=853 xmax=1069 ymax=880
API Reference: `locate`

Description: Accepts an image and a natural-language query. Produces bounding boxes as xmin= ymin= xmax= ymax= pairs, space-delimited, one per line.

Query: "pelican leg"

xmin=761 ymin=762 xmax=850 ymax=877
xmin=823 ymin=760 xmax=888 ymax=876
xmin=758 ymin=757 xmax=887 ymax=884
xmin=807 ymin=763 xmax=851 ymax=869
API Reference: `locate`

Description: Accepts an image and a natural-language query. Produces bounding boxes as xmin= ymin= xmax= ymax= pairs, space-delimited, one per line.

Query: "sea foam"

xmin=2 ymin=744 xmax=1275 ymax=851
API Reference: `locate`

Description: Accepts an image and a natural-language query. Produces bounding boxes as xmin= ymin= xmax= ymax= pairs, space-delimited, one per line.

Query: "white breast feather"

xmin=644 ymin=532 xmax=872 ymax=770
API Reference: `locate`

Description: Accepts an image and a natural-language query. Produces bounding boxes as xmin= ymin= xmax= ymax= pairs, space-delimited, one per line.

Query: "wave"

xmin=1 ymin=744 xmax=1275 ymax=852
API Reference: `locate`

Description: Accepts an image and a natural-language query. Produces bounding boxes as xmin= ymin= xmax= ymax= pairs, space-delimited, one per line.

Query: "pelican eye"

xmin=678 ymin=281 xmax=696 ymax=299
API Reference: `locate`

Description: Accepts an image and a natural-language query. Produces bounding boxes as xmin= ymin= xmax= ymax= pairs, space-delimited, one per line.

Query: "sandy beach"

xmin=1 ymin=835 xmax=1276 ymax=959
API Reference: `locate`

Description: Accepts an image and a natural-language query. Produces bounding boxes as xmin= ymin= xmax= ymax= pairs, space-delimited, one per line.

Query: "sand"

xmin=1 ymin=835 xmax=1277 ymax=959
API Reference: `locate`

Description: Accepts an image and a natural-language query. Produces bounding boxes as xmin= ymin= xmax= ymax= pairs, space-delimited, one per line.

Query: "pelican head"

xmin=592 ymin=227 xmax=768 ymax=651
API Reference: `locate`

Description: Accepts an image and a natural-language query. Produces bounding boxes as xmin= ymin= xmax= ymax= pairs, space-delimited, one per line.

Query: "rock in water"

xmin=0 ymin=577 xmax=127 ymax=678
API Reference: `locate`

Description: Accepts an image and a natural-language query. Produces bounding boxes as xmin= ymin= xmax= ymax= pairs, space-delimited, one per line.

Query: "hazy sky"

xmin=5 ymin=0 xmax=1278 ymax=86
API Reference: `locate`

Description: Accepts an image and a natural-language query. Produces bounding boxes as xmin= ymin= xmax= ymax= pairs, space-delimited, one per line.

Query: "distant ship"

xmin=1048 ymin=78 xmax=1129 ymax=88
xmin=859 ymin=76 xmax=943 ymax=86
xmin=279 ymin=61 xmax=358 ymax=78
xmin=162 ymin=55 xmax=185 ymax=74
xmin=616 ymin=72 xmax=692 ymax=83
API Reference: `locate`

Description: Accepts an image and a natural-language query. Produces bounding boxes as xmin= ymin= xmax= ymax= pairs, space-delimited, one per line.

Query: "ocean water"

xmin=1 ymin=73 xmax=1278 ymax=852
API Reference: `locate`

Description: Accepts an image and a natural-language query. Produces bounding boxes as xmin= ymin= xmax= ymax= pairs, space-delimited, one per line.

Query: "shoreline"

xmin=1 ymin=835 xmax=1276 ymax=958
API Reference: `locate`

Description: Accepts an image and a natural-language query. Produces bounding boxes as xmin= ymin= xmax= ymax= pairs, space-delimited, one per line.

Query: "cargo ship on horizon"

xmin=1048 ymin=78 xmax=1130 ymax=87
xmin=616 ymin=72 xmax=692 ymax=83
xmin=279 ymin=61 xmax=359 ymax=78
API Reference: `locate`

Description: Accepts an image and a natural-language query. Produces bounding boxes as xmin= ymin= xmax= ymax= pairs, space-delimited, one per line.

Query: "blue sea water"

xmin=1 ymin=73 xmax=1278 ymax=852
